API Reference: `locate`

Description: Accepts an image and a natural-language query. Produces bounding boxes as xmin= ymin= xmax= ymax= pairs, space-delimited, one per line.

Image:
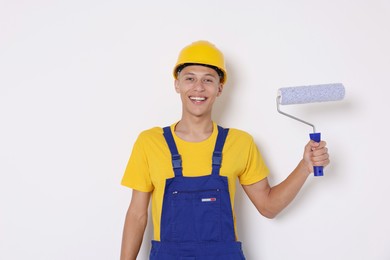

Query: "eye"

xmin=185 ymin=77 xmax=194 ymax=81
xmin=203 ymin=78 xmax=215 ymax=83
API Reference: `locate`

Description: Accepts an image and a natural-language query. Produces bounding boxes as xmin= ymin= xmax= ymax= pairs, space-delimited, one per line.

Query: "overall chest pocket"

xmin=171 ymin=189 xmax=221 ymax=242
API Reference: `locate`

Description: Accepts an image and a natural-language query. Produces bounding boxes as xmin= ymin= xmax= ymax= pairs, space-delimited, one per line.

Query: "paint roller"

xmin=276 ymin=83 xmax=345 ymax=176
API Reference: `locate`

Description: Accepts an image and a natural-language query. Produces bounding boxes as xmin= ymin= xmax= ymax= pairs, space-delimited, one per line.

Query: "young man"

xmin=120 ymin=41 xmax=329 ymax=260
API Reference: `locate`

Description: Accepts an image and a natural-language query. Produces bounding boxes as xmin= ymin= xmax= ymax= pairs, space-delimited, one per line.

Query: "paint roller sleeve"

xmin=278 ymin=83 xmax=345 ymax=105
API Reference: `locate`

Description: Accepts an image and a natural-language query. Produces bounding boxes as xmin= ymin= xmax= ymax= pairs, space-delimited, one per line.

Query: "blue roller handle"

xmin=309 ymin=132 xmax=323 ymax=176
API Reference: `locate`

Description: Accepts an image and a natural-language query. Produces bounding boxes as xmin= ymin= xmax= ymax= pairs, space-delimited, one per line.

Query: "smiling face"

xmin=175 ymin=65 xmax=223 ymax=120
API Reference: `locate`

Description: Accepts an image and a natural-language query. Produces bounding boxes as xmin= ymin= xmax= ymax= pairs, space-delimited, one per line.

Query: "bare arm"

xmin=242 ymin=140 xmax=329 ymax=219
xmin=120 ymin=190 xmax=151 ymax=260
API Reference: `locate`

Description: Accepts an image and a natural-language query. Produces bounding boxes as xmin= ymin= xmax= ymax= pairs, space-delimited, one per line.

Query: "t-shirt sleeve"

xmin=238 ymin=136 xmax=269 ymax=185
xmin=121 ymin=133 xmax=154 ymax=192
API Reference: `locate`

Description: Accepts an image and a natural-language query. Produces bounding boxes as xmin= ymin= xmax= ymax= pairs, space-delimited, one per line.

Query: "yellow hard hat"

xmin=173 ymin=40 xmax=227 ymax=84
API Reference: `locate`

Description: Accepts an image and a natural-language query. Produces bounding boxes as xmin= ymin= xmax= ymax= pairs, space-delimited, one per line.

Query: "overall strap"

xmin=163 ymin=126 xmax=183 ymax=177
xmin=212 ymin=126 xmax=230 ymax=176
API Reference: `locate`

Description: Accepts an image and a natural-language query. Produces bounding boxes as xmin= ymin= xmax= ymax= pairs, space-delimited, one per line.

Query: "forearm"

xmin=120 ymin=208 xmax=148 ymax=260
xmin=244 ymin=140 xmax=329 ymax=219
xmin=264 ymin=160 xmax=311 ymax=218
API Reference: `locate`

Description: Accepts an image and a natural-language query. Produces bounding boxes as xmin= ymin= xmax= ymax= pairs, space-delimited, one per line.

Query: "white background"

xmin=1 ymin=0 xmax=389 ymax=259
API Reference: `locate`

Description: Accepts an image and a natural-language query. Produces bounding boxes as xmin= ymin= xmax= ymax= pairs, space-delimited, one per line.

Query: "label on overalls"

xmin=201 ymin=197 xmax=217 ymax=202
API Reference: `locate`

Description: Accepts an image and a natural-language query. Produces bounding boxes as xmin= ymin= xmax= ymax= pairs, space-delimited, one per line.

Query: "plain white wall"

xmin=1 ymin=0 xmax=389 ymax=259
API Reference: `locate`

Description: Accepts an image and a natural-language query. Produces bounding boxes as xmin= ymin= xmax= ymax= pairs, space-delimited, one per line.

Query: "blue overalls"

xmin=150 ymin=126 xmax=246 ymax=260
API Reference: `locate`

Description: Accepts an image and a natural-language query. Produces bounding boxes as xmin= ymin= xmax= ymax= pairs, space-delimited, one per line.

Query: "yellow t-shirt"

xmin=121 ymin=122 xmax=269 ymax=241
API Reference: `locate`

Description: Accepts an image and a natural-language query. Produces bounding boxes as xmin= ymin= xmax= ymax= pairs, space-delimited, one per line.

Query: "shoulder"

xmin=131 ymin=126 xmax=169 ymax=154
xmin=135 ymin=126 xmax=166 ymax=145
xmin=138 ymin=126 xmax=164 ymax=138
xmin=225 ymin=127 xmax=254 ymax=143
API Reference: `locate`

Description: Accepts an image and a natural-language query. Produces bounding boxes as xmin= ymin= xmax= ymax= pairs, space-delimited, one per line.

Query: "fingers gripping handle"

xmin=309 ymin=132 xmax=323 ymax=176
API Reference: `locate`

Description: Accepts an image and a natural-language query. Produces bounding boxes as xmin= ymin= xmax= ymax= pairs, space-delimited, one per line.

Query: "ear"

xmin=174 ymin=79 xmax=180 ymax=93
xmin=217 ymin=84 xmax=224 ymax=97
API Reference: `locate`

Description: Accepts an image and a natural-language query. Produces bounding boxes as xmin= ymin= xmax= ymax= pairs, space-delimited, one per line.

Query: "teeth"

xmin=190 ymin=97 xmax=206 ymax=101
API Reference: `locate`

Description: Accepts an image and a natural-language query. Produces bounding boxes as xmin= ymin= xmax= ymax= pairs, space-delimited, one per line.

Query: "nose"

xmin=193 ymin=79 xmax=205 ymax=91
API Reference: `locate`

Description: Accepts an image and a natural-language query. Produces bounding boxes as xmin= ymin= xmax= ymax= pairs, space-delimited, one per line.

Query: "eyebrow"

xmin=181 ymin=72 xmax=218 ymax=78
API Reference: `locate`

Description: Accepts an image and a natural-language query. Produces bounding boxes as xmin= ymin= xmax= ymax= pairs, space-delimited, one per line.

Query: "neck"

xmin=174 ymin=117 xmax=214 ymax=142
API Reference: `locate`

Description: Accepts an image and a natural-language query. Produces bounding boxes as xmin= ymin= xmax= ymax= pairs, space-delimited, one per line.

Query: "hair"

xmin=176 ymin=63 xmax=225 ymax=83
